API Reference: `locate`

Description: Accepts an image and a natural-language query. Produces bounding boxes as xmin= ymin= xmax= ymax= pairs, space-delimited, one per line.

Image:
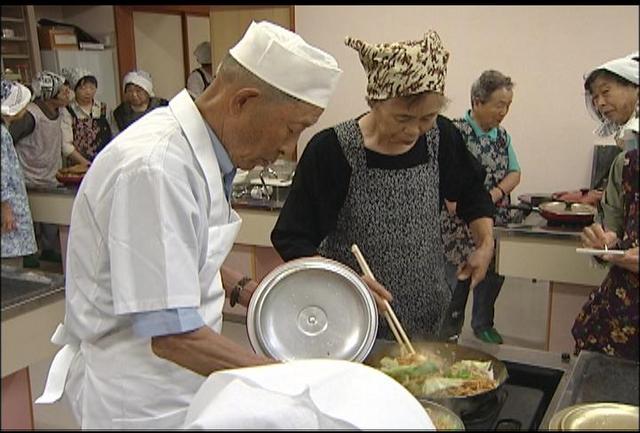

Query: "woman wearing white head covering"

xmin=1 ymin=79 xmax=37 ymax=264
xmin=11 ymin=71 xmax=85 ymax=186
xmin=61 ymin=67 xmax=113 ymax=161
xmin=110 ymin=69 xmax=168 ymax=135
xmin=572 ymin=52 xmax=639 ymax=362
xmin=9 ymin=71 xmax=79 ymax=267
xmin=186 ymin=41 xmax=214 ymax=99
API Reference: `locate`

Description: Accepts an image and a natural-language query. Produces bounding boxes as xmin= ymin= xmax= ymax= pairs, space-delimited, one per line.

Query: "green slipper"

xmin=23 ymin=254 xmax=40 ymax=268
xmin=474 ymin=328 xmax=503 ymax=345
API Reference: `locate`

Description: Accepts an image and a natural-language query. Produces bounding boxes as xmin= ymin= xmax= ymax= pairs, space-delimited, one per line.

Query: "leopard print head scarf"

xmin=345 ymin=29 xmax=449 ymax=101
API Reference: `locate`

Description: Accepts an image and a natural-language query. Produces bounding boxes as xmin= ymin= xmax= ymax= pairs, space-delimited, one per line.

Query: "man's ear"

xmin=228 ymin=88 xmax=261 ymax=116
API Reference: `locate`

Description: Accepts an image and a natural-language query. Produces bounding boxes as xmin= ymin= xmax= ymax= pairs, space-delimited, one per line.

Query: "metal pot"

xmin=421 ymin=400 xmax=465 ymax=430
xmin=507 ymin=201 xmax=596 ymax=226
xmin=365 ymin=341 xmax=509 ymax=418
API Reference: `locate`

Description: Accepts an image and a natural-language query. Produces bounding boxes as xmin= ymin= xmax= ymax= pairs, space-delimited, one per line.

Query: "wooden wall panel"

xmin=209 ymin=6 xmax=292 ymax=72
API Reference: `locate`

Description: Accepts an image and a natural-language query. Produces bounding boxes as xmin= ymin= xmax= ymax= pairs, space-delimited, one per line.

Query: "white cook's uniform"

xmin=36 ymin=89 xmax=241 ymax=429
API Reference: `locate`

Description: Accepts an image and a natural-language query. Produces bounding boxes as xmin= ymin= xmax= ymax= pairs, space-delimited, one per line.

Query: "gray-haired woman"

xmin=439 ymin=70 xmax=522 ymax=344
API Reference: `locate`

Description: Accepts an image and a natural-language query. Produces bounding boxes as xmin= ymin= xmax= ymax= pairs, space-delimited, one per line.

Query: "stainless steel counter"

xmin=26 ymin=184 xmax=78 ymax=196
xmin=495 ymin=212 xmax=583 ymax=240
xmin=1 ymin=266 xmax=66 ymax=377
xmin=551 ymin=350 xmax=639 ymax=412
xmin=27 ymin=184 xmax=286 ymax=210
xmin=1 ymin=266 xmax=65 ymax=319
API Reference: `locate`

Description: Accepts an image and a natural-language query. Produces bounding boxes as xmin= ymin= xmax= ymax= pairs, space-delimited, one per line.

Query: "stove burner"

xmin=460 ymin=387 xmax=507 ymax=427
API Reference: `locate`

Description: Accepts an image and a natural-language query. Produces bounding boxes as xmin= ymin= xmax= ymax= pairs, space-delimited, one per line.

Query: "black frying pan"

xmin=365 ymin=340 xmax=509 ymax=417
xmin=507 ymin=201 xmax=595 ymax=226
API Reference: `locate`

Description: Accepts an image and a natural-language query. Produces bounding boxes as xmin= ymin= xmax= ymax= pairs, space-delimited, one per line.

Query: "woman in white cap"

xmin=61 ymin=67 xmax=112 ymax=161
xmin=35 ymin=21 xmax=343 ymax=429
xmin=186 ymin=41 xmax=214 ymax=99
xmin=9 ymin=71 xmax=80 ymax=267
xmin=272 ymin=30 xmax=495 ymax=342
xmin=110 ymin=69 xmax=168 ymax=135
xmin=572 ymin=52 xmax=639 ymax=361
xmin=1 ymin=79 xmax=37 ymax=266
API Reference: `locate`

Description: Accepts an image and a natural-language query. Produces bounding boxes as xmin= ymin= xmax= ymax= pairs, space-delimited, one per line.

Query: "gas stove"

xmin=461 ymin=361 xmax=564 ymax=430
xmin=451 ymin=341 xmax=639 ymax=431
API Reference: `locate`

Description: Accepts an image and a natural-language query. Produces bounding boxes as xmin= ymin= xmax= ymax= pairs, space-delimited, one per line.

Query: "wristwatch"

xmin=230 ymin=276 xmax=252 ymax=307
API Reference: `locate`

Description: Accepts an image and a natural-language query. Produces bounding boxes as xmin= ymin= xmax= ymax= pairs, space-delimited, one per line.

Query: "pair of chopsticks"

xmin=351 ymin=244 xmax=416 ymax=355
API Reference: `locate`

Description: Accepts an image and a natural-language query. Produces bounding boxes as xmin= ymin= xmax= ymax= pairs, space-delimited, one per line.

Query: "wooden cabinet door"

xmin=209 ymin=6 xmax=293 ymax=71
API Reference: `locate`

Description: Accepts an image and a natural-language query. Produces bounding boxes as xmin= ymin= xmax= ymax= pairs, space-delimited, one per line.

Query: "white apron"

xmin=36 ymin=90 xmax=241 ymax=429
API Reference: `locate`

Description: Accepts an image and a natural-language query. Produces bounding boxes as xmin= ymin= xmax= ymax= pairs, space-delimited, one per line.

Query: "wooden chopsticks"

xmin=351 ymin=244 xmax=416 ymax=355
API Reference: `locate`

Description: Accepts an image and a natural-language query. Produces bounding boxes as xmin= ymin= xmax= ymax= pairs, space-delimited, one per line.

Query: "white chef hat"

xmin=229 ymin=21 xmax=342 ymax=109
xmin=194 ymin=41 xmax=212 ymax=65
xmin=123 ymin=69 xmax=154 ymax=97
xmin=1 ymin=79 xmax=32 ymax=116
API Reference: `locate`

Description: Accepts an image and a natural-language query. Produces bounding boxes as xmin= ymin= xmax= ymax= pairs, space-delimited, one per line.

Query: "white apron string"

xmin=35 ymin=323 xmax=80 ymax=404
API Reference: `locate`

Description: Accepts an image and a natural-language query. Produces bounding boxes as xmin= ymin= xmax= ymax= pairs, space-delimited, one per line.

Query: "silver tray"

xmin=247 ymin=257 xmax=378 ymax=362
xmin=549 ymin=402 xmax=639 ymax=430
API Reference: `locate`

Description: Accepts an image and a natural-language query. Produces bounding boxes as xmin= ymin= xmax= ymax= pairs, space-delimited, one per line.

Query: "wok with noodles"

xmin=378 ymin=351 xmax=498 ymax=398
xmin=365 ymin=341 xmax=508 ymax=416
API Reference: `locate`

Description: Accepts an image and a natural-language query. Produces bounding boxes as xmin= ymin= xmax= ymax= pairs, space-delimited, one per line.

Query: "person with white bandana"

xmin=573 ymin=52 xmax=639 ymax=361
xmin=35 ymin=21 xmax=342 ymax=429
xmin=61 ymin=67 xmax=112 ymax=162
xmin=110 ymin=69 xmax=168 ymax=136
xmin=9 ymin=71 xmax=81 ymax=267
xmin=1 ymin=79 xmax=37 ymax=266
xmin=187 ymin=41 xmax=214 ymax=99
xmin=582 ymin=52 xmax=639 ymax=235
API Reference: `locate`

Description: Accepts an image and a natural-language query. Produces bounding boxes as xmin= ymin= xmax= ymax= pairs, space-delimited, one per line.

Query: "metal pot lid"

xmin=539 ymin=201 xmax=596 ymax=216
xmin=549 ymin=402 xmax=639 ymax=430
xmin=247 ymin=257 xmax=378 ymax=362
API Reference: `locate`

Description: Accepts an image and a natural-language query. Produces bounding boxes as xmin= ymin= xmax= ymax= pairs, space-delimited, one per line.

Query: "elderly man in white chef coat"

xmin=35 ymin=21 xmax=342 ymax=429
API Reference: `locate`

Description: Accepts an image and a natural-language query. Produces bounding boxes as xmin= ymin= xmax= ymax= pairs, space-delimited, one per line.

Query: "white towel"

xmin=183 ymin=359 xmax=435 ymax=430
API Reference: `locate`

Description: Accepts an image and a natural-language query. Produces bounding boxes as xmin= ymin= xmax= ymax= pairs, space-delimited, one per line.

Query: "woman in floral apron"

xmin=62 ymin=67 xmax=113 ymax=162
xmin=572 ymin=148 xmax=639 ymax=361
xmin=573 ymin=52 xmax=639 ymax=361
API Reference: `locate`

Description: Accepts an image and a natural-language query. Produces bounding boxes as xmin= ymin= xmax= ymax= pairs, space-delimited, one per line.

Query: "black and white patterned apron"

xmin=318 ymin=119 xmax=450 ymax=340
xmin=440 ymin=118 xmax=510 ymax=265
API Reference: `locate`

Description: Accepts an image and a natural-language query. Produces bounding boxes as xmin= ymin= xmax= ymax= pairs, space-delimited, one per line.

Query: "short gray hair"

xmin=470 ymin=70 xmax=514 ymax=106
xmin=217 ymin=54 xmax=301 ymax=105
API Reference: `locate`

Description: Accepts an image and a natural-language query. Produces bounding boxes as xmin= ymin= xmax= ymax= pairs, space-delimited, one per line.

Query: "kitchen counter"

xmin=551 ymin=350 xmax=639 ymax=415
xmin=494 ymin=213 xmax=610 ymax=353
xmin=1 ymin=266 xmax=66 ymax=377
xmin=457 ymin=338 xmax=638 ymax=430
xmin=1 ymin=266 xmax=64 ymax=315
xmin=495 ymin=213 xmax=607 ymax=286
xmin=27 ymin=184 xmax=283 ymax=248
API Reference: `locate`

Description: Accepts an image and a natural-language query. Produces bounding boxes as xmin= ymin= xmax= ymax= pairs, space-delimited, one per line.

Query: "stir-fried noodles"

xmin=378 ymin=352 xmax=498 ymax=398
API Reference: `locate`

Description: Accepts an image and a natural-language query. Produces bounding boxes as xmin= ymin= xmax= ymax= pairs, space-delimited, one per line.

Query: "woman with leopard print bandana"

xmin=272 ymin=30 xmax=495 ymax=341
